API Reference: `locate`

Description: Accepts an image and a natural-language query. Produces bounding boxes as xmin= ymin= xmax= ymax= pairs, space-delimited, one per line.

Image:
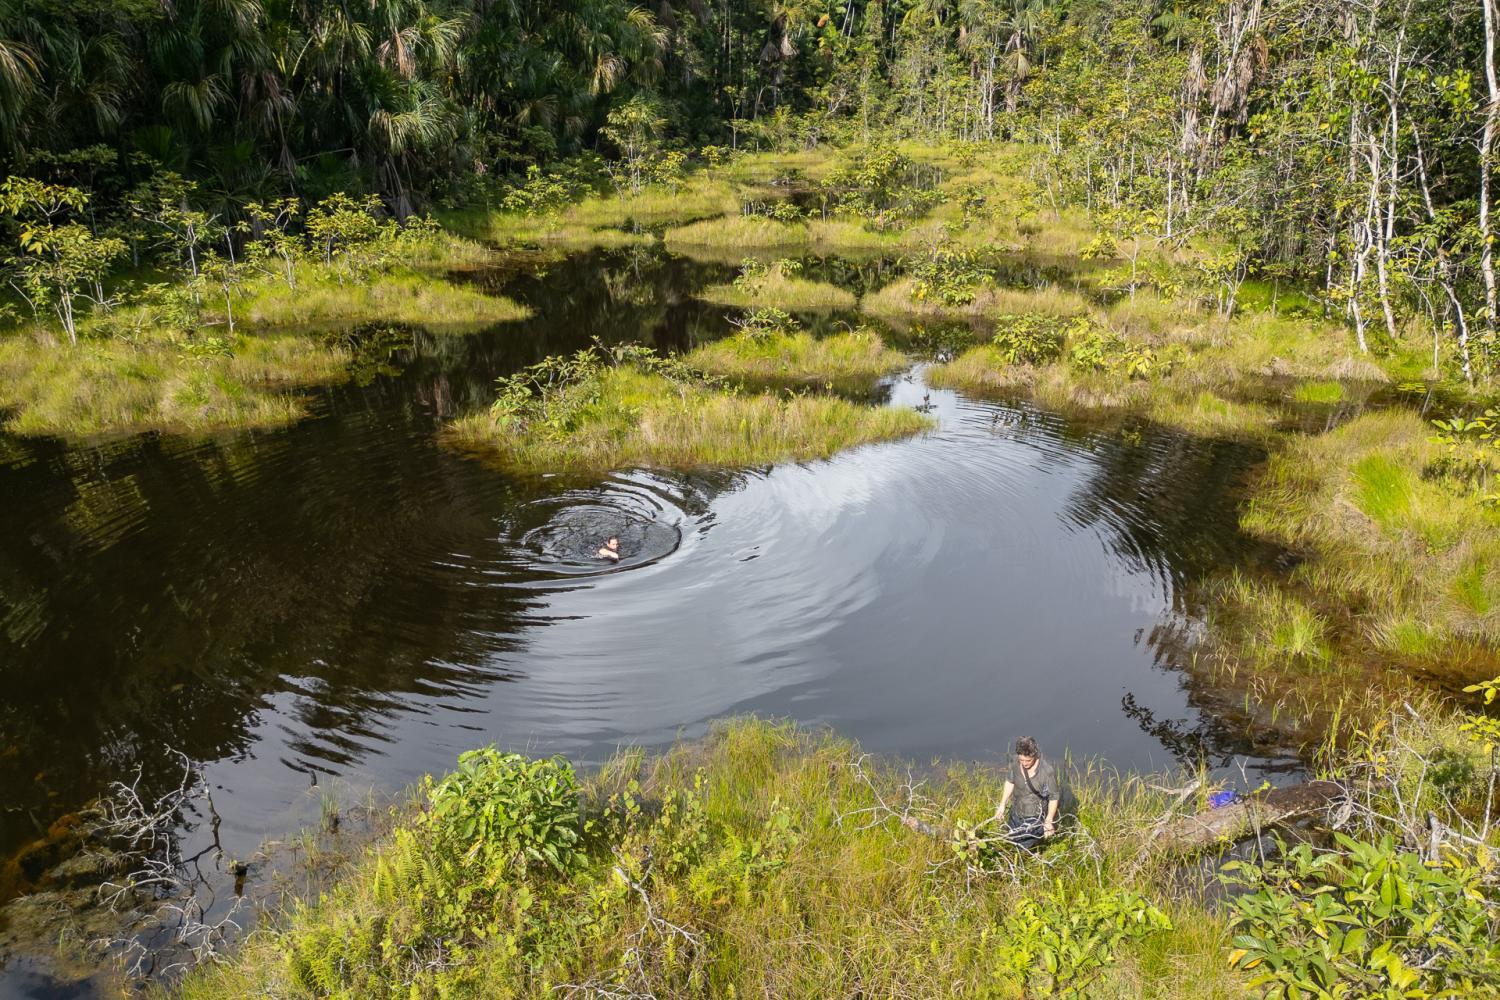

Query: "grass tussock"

xmin=861 ymin=277 xmax=1088 ymax=323
xmin=686 ymin=326 xmax=907 ymax=390
xmin=234 ymin=269 xmax=530 ymax=331
xmin=174 ymin=718 xmax=1252 ymax=1000
xmin=444 ymin=365 xmax=929 ymax=476
xmin=1238 ymin=409 xmax=1500 ymax=675
xmin=695 ymin=272 xmax=856 ymax=312
xmin=0 ymin=329 xmax=345 ymax=438
xmin=663 ymin=214 xmax=810 ymax=250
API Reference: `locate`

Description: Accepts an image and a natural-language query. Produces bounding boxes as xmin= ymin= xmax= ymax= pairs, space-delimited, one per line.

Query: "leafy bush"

xmin=733 ymin=257 xmax=770 ymax=294
xmin=908 ymin=243 xmax=994 ymax=306
xmin=1429 ymin=409 xmax=1500 ymax=507
xmin=990 ymin=313 xmax=1066 ymax=365
xmin=996 ymin=884 xmax=1172 ymax=998
xmin=736 ymin=306 xmax=799 ymax=341
xmin=732 ymin=257 xmax=802 ymax=297
xmin=424 ymin=747 xmax=583 ymax=878
xmin=501 ymin=162 xmax=598 ymax=215
xmin=1223 ymin=835 xmax=1500 ymax=999
xmin=1068 ymin=328 xmax=1177 ymax=379
xmin=824 ymin=147 xmax=945 ymax=231
xmin=489 ymin=343 xmax=715 ymax=434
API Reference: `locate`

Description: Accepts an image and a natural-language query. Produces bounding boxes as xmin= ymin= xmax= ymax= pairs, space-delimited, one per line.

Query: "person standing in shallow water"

xmin=994 ymin=735 xmax=1059 ymax=847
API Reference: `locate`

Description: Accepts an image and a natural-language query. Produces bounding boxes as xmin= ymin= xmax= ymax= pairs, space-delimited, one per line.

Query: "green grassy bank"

xmin=174 ymin=715 xmax=1500 ymax=999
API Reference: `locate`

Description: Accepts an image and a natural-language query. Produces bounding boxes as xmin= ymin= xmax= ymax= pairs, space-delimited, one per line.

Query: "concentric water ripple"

xmin=506 ymin=476 xmax=688 ymax=578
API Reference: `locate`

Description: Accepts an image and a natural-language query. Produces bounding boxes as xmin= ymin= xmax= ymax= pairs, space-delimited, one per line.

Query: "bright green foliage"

xmin=732 ymin=256 xmax=772 ymax=294
xmin=1224 ymin=836 xmax=1500 ymax=999
xmin=824 ymin=147 xmax=945 ymax=232
xmin=1460 ymin=677 xmax=1500 ymax=750
xmin=304 ymin=193 xmax=386 ymax=275
xmin=908 ymin=242 xmax=994 ymax=306
xmin=996 ymin=883 xmax=1173 ymax=998
xmin=425 ymin=748 xmax=583 ymax=879
xmin=240 ymin=198 xmax=303 ymax=290
xmin=736 ymin=306 xmax=797 ymax=340
xmin=600 ymin=96 xmax=668 ymax=195
xmin=1429 ymin=410 xmax=1500 ymax=506
xmin=501 ymin=162 xmax=602 ymax=216
xmin=1068 ymin=328 xmax=1178 ymax=380
xmin=0 ymin=176 xmax=125 ymax=342
xmin=989 ymin=312 xmax=1066 ymax=365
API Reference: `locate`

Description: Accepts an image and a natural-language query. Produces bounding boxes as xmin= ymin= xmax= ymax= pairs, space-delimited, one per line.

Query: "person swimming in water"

xmin=597 ymin=536 xmax=621 ymax=562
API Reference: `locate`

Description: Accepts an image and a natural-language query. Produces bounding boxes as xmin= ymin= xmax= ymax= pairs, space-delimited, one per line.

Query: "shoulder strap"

xmin=1020 ymin=758 xmax=1049 ymax=803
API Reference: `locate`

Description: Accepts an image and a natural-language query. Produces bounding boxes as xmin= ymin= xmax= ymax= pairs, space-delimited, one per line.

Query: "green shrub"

xmin=990 ymin=313 xmax=1066 ymax=365
xmin=908 ymin=243 xmax=994 ymax=306
xmin=997 ymin=884 xmax=1173 ymax=998
xmin=1429 ymin=409 xmax=1500 ymax=507
xmin=1224 ymin=835 xmax=1500 ymax=998
xmin=424 ymin=747 xmax=584 ymax=878
xmin=824 ymin=147 xmax=945 ymax=231
xmin=1068 ymin=328 xmax=1177 ymax=379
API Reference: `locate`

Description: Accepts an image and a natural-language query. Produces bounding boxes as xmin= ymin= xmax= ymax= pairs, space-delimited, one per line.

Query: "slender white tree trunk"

xmin=1481 ymin=0 xmax=1500 ymax=339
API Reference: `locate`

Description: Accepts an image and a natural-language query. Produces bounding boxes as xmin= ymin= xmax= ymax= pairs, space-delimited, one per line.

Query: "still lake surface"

xmin=0 ymin=246 xmax=1298 ymax=991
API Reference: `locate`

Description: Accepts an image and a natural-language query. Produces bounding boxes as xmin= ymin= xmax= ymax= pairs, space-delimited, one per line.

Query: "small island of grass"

xmin=443 ymin=346 xmax=929 ymax=476
xmin=686 ymin=313 xmax=906 ymax=391
xmin=233 ymin=270 xmax=530 ymax=332
xmin=0 ymin=328 xmax=347 ymax=438
xmin=0 ymin=186 xmax=530 ymax=437
xmin=694 ymin=258 xmax=856 ymax=312
xmin=664 ymin=214 xmax=810 ymax=250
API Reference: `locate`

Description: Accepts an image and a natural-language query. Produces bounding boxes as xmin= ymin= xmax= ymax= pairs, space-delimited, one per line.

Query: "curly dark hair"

xmin=1014 ymin=736 xmax=1040 ymax=758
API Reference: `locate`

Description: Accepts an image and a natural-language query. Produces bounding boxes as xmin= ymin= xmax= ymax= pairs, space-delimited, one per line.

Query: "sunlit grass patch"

xmin=444 ymin=365 xmax=929 ymax=476
xmin=686 ymin=326 xmax=906 ymax=390
xmin=440 ymin=180 xmax=738 ymax=248
xmin=1213 ymin=571 xmax=1332 ymax=667
xmin=1105 ymin=292 xmax=1211 ymax=346
xmin=806 ymin=219 xmax=910 ymax=252
xmin=694 ymin=273 xmax=856 ymax=312
xmin=1292 ymin=380 xmax=1346 ymax=404
xmin=1147 ymin=390 xmax=1277 ymax=439
xmin=234 ymin=270 xmax=530 ymax=332
xmin=0 ymin=329 xmax=345 ymax=438
xmin=862 ymin=277 xmax=1087 ymax=322
xmin=664 ymin=214 xmax=810 ymax=250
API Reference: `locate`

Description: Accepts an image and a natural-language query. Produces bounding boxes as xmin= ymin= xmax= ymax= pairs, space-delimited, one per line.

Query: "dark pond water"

xmin=0 ymin=245 xmax=1299 ymax=991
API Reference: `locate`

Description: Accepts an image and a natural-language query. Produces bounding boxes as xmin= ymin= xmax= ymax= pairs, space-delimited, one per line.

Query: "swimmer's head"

xmin=606 ymin=537 xmax=620 ymax=551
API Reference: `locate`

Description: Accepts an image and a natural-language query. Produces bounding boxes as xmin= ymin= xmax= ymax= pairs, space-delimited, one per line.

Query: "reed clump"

xmin=694 ymin=270 xmax=856 ymax=313
xmin=664 ymin=214 xmax=811 ymax=250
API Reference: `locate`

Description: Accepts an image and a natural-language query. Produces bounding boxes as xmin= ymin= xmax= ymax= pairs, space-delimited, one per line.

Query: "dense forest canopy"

xmin=0 ymin=0 xmax=1496 ymax=373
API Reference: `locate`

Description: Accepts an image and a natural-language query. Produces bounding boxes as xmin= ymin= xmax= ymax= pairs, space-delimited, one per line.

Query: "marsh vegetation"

xmin=6 ymin=0 xmax=1500 ymax=995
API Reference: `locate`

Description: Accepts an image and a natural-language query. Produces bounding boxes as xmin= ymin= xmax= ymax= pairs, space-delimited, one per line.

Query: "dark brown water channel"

xmin=0 ymin=246 xmax=1299 ymax=993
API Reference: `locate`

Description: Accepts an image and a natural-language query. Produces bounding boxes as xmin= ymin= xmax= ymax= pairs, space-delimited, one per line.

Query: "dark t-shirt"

xmin=1007 ymin=756 xmax=1057 ymax=822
